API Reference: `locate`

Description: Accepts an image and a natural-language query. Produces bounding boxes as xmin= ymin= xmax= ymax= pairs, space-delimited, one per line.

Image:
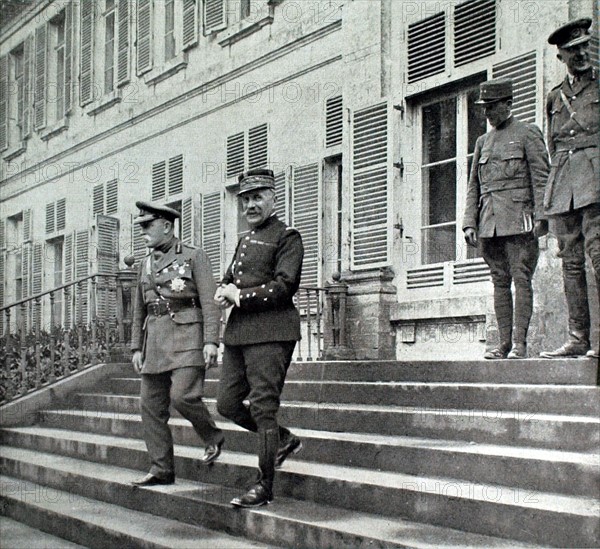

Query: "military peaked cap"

xmin=548 ymin=18 xmax=592 ymax=48
xmin=475 ymin=78 xmax=514 ymax=104
xmin=134 ymin=201 xmax=180 ymax=224
xmin=237 ymin=168 xmax=276 ymax=196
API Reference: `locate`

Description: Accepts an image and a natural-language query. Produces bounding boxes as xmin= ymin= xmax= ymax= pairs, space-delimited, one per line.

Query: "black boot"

xmin=484 ymin=285 xmax=512 ymax=359
xmin=276 ymin=426 xmax=303 ymax=468
xmin=508 ymin=283 xmax=533 ymax=359
xmin=231 ymin=428 xmax=279 ymax=508
xmin=540 ymin=330 xmax=591 ymax=358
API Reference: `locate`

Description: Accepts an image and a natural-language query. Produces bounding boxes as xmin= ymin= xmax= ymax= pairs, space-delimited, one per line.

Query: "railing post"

xmin=34 ymin=297 xmax=41 ymax=388
xmin=323 ymin=272 xmax=354 ymax=360
xmin=4 ymin=307 xmax=13 ymax=399
xmin=77 ymin=281 xmax=84 ymax=369
xmin=115 ymin=256 xmax=137 ymax=359
xmin=306 ymin=289 xmax=313 ymax=361
xmin=48 ymin=292 xmax=56 ymax=383
xmin=90 ymin=277 xmax=98 ymax=365
xmin=19 ymin=302 xmax=27 ymax=395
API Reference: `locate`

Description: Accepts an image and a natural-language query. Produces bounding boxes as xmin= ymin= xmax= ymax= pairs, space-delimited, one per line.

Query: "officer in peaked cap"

xmin=215 ymin=167 xmax=305 ymax=508
xmin=464 ymin=78 xmax=549 ymax=360
xmin=133 ymin=201 xmax=181 ymax=224
xmin=130 ymin=200 xmax=224 ymax=486
xmin=540 ymin=17 xmax=599 ymax=359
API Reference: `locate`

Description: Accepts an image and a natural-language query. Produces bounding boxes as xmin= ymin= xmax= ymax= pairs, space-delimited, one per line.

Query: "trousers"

xmin=140 ymin=366 xmax=223 ymax=477
xmin=481 ymin=233 xmax=539 ymax=345
xmin=551 ymin=203 xmax=600 ymax=334
xmin=217 ymin=341 xmax=296 ymax=432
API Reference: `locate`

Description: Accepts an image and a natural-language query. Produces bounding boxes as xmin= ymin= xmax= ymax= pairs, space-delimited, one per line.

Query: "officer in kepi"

xmin=540 ymin=18 xmax=599 ymax=359
xmin=463 ymin=78 xmax=550 ymax=359
xmin=215 ymin=168 xmax=304 ymax=508
xmin=130 ymin=201 xmax=224 ymax=486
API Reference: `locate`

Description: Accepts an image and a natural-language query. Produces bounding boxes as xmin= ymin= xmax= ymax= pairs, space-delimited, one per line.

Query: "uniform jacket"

xmin=221 ymin=215 xmax=304 ymax=346
xmin=131 ymin=238 xmax=221 ymax=373
xmin=544 ymin=68 xmax=599 ymax=215
xmin=463 ymin=116 xmax=549 ymax=238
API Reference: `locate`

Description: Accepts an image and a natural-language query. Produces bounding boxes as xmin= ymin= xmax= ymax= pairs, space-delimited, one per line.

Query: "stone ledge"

xmin=218 ymin=15 xmax=274 ymax=47
xmin=86 ymin=89 xmax=122 ymax=116
xmin=39 ymin=118 xmax=69 ymax=141
xmin=144 ymin=53 xmax=188 ymax=86
xmin=391 ymin=295 xmax=490 ymax=322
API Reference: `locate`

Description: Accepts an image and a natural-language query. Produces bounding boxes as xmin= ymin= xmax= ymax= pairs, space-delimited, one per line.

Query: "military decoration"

xmin=170 ymin=277 xmax=186 ymax=292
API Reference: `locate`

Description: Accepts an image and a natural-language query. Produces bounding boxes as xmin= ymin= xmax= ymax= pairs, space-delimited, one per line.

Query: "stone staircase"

xmin=1 ymin=358 xmax=599 ymax=548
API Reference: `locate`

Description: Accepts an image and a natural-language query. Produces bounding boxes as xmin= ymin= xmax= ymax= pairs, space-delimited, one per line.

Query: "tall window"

xmin=240 ymin=0 xmax=251 ymax=20
xmin=104 ymin=0 xmax=116 ymax=93
xmin=55 ymin=13 xmax=66 ymax=118
xmin=51 ymin=238 xmax=64 ymax=326
xmin=13 ymin=47 xmax=24 ymax=140
xmin=165 ymin=0 xmax=176 ymax=61
xmin=420 ymin=85 xmax=486 ymax=264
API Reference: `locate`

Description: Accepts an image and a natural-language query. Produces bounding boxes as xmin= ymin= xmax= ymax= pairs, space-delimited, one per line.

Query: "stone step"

xmin=0 ymin=516 xmax=87 ymax=549
xmin=0 ymin=445 xmax=562 ymax=548
xmin=6 ymin=421 xmax=599 ymax=498
xmin=0 ymin=474 xmax=273 ymax=549
xmin=109 ymin=358 xmax=599 ymax=385
xmin=103 ymin=377 xmax=600 ymax=417
xmin=67 ymin=393 xmax=600 ymax=451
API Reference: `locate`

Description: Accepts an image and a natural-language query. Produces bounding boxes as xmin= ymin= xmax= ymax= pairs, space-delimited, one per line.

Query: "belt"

xmin=555 ymin=135 xmax=599 ymax=152
xmin=146 ymin=298 xmax=199 ymax=317
xmin=480 ymin=178 xmax=529 ymax=194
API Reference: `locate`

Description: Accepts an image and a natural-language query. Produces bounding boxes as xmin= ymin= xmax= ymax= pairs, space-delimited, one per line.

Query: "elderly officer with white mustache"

xmin=215 ymin=168 xmax=304 ymax=508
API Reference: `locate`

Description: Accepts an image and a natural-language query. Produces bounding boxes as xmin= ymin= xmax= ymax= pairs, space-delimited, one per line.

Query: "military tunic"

xmin=131 ymin=238 xmax=221 ymax=373
xmin=217 ymin=214 xmax=304 ymax=433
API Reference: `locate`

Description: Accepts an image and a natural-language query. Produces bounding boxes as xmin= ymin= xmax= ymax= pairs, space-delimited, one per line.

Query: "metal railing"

xmin=295 ymin=285 xmax=327 ymax=361
xmin=0 ymin=271 xmax=134 ymax=404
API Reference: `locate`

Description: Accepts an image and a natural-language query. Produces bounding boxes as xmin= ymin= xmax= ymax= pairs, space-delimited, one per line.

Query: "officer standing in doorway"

xmin=215 ymin=168 xmax=304 ymax=508
xmin=464 ymin=78 xmax=550 ymax=359
xmin=540 ymin=18 xmax=599 ymax=359
xmin=130 ymin=201 xmax=224 ymax=486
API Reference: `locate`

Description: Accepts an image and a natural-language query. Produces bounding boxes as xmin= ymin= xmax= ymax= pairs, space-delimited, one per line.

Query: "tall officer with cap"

xmin=464 ymin=78 xmax=549 ymax=359
xmin=215 ymin=168 xmax=304 ymax=507
xmin=130 ymin=201 xmax=224 ymax=486
xmin=540 ymin=18 xmax=599 ymax=359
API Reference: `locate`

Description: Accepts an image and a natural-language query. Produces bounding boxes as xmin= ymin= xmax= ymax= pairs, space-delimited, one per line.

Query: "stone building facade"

xmin=1 ymin=0 xmax=597 ymax=359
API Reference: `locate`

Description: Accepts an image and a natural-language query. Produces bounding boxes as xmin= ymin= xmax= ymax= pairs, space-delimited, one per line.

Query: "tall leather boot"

xmin=540 ymin=264 xmax=590 ymax=358
xmin=587 ymin=275 xmax=599 ymax=358
xmin=230 ymin=428 xmax=279 ymax=508
xmin=508 ymin=283 xmax=533 ymax=359
xmin=276 ymin=426 xmax=303 ymax=468
xmin=484 ymin=285 xmax=513 ymax=359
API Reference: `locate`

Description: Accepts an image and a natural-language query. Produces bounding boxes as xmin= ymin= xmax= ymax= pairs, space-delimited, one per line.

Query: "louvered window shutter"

xmin=22 ymin=36 xmax=33 ymax=137
xmin=351 ymin=102 xmax=391 ymax=269
xmin=493 ymin=51 xmax=537 ymax=124
xmin=274 ymin=168 xmax=290 ymax=224
xmin=75 ymin=230 xmax=89 ymax=324
xmin=64 ymin=232 xmax=74 ymax=326
xmin=93 ymin=183 xmax=104 ymax=215
xmin=227 ymin=132 xmax=245 ymax=178
xmin=106 ymin=180 xmax=118 ymax=215
xmin=183 ymin=0 xmax=198 ymax=49
xmin=96 ymin=215 xmax=119 ymax=274
xmin=0 ymin=55 xmax=8 ymax=152
xmin=325 ymin=95 xmax=343 ymax=148
xmin=201 ymin=192 xmax=222 ymax=281
xmin=64 ymin=1 xmax=74 ymax=115
xmin=117 ymin=0 xmax=131 ymax=86
xmin=34 ymin=24 xmax=47 ymax=130
xmin=168 ymin=154 xmax=184 ymax=196
xmin=136 ymin=0 xmax=153 ymax=75
xmin=96 ymin=215 xmax=119 ymax=319
xmin=80 ymin=0 xmax=95 ymax=106
xmin=56 ymin=198 xmax=66 ymax=231
xmin=21 ymin=243 xmax=31 ymax=299
xmin=23 ymin=209 xmax=32 ymax=243
xmin=46 ymin=202 xmax=55 ymax=234
xmin=0 ymin=220 xmax=5 ymax=251
xmin=292 ymin=164 xmax=320 ymax=309
xmin=152 ymin=160 xmax=166 ymax=201
xmin=590 ymin=36 xmax=599 ymax=71
xmin=454 ymin=0 xmax=496 ymax=67
xmin=204 ymin=0 xmax=227 ymax=35
xmin=181 ymin=196 xmax=194 ymax=244
xmin=132 ymin=218 xmax=147 ymax=266
xmin=248 ymin=124 xmax=268 ymax=170
xmin=407 ymin=13 xmax=445 ymax=83
xmin=32 ymin=242 xmax=43 ymax=295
